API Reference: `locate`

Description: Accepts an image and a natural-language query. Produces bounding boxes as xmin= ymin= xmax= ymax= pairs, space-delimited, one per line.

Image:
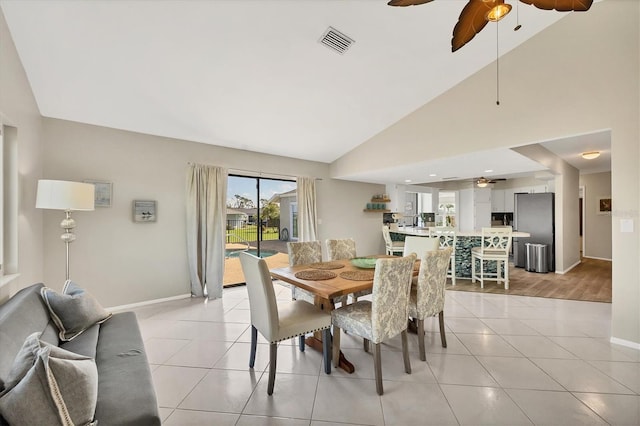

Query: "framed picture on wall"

xmin=133 ymin=200 xmax=157 ymax=222
xmin=84 ymin=180 xmax=112 ymax=207
xmin=598 ymin=197 xmax=612 ymax=215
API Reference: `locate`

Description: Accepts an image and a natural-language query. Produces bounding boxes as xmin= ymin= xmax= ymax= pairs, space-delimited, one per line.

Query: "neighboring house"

xmin=226 ymin=209 xmax=248 ymax=229
xmin=269 ymin=189 xmax=297 ymax=241
xmin=236 ymin=208 xmax=257 ymax=224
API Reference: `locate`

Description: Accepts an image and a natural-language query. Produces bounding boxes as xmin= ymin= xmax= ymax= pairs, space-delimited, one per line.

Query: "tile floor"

xmin=132 ymin=284 xmax=639 ymax=425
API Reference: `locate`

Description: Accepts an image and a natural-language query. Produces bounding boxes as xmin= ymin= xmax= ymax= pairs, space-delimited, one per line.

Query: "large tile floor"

xmin=132 ymin=284 xmax=639 ymax=425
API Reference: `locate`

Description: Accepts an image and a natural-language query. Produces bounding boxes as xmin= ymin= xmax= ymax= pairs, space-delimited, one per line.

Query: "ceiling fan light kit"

xmin=486 ymin=1 xmax=512 ymax=22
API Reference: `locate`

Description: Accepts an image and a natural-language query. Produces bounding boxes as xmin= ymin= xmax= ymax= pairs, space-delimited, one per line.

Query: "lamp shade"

xmin=36 ymin=180 xmax=95 ymax=211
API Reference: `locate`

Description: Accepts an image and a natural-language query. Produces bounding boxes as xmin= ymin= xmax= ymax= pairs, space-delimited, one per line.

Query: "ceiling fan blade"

xmin=387 ymin=0 xmax=435 ymax=6
xmin=518 ymin=0 xmax=593 ymax=12
xmin=451 ymin=0 xmax=495 ymax=52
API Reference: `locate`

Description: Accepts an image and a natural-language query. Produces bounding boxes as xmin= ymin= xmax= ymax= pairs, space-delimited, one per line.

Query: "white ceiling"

xmin=0 ymin=0 xmax=609 ymax=183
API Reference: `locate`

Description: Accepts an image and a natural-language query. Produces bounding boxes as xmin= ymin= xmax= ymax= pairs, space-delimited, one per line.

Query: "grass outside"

xmin=226 ymin=225 xmax=280 ymax=243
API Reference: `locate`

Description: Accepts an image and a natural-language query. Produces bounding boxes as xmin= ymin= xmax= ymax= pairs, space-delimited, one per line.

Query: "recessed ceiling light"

xmin=581 ymin=151 xmax=600 ymax=160
xmin=404 ymin=179 xmax=412 ymax=183
xmin=484 ymin=169 xmax=493 ymax=173
xmin=429 ymin=174 xmax=437 ymax=177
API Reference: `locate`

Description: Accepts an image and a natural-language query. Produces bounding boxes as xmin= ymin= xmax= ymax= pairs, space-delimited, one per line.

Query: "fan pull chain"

xmin=496 ymin=21 xmax=500 ymax=106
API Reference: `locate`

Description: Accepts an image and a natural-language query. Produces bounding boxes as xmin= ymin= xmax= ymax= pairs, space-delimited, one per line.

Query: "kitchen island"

xmin=390 ymin=227 xmax=530 ymax=279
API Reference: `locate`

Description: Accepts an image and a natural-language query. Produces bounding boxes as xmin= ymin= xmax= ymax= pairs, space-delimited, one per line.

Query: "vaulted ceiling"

xmin=0 ymin=0 xmax=609 ymax=183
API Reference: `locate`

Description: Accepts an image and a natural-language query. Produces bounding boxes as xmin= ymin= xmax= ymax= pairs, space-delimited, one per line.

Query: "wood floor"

xmin=446 ymin=257 xmax=612 ymax=303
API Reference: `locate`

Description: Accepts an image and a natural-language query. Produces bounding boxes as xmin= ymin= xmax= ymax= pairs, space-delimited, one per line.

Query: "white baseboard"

xmin=107 ymin=293 xmax=191 ymax=312
xmin=583 ymin=255 xmax=612 ymax=262
xmin=610 ymin=337 xmax=640 ymax=351
xmin=555 ymin=259 xmax=581 ymax=275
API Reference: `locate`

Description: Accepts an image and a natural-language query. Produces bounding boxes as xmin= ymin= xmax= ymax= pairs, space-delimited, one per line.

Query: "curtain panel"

xmin=297 ymin=177 xmax=318 ymax=242
xmin=186 ymin=164 xmax=227 ymax=299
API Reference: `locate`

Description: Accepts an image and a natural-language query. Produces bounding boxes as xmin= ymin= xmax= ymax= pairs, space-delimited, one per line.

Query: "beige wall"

xmin=580 ymin=172 xmax=612 ymax=260
xmin=332 ymin=1 xmax=640 ymax=346
xmin=0 ymin=9 xmax=44 ymax=301
xmin=42 ymin=118 xmax=385 ymax=307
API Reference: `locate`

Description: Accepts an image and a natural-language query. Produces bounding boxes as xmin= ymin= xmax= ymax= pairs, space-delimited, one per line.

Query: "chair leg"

xmin=504 ymin=260 xmax=509 ymax=290
xmin=299 ymin=335 xmax=305 ymax=352
xmin=439 ymin=311 xmax=447 ymax=348
xmin=332 ymin=326 xmax=341 ymax=368
xmin=373 ymin=342 xmax=383 ymax=395
xmin=480 ymin=259 xmax=484 ymax=289
xmin=363 ymin=338 xmax=369 ymax=353
xmin=322 ymin=328 xmax=332 ymax=374
xmin=249 ymin=325 xmax=258 ymax=368
xmin=417 ymin=318 xmax=426 ymax=361
xmin=471 ymin=256 xmax=476 ymax=283
xmin=267 ymin=342 xmax=277 ymax=395
xmin=401 ymin=330 xmax=411 ymax=374
xmin=451 ymin=257 xmax=456 ymax=286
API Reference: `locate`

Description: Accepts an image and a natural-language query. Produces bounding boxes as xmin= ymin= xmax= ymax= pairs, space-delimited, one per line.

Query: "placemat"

xmin=294 ymin=270 xmax=337 ymax=280
xmin=340 ymin=270 xmax=375 ymax=281
xmin=308 ymin=261 xmax=345 ymax=270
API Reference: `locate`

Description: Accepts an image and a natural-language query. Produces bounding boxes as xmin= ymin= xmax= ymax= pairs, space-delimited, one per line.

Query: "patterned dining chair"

xmin=326 ymin=238 xmax=369 ymax=303
xmin=409 ymin=247 xmax=453 ymax=361
xmin=240 ymin=252 xmax=332 ymax=395
xmin=286 ymin=241 xmax=321 ymax=305
xmin=331 ymin=254 xmax=417 ymax=395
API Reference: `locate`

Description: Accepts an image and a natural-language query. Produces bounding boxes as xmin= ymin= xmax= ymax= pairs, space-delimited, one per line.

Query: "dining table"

xmin=270 ymin=255 xmax=418 ymax=373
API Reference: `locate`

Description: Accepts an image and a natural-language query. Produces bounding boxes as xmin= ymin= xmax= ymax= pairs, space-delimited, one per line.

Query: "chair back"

xmin=381 ymin=225 xmax=393 ymax=248
xmin=414 ymin=247 xmax=453 ymax=317
xmin=326 ymin=238 xmax=356 ymax=261
xmin=370 ymin=254 xmax=417 ymax=343
xmin=287 ymin=241 xmax=322 ymax=266
xmin=429 ymin=226 xmax=456 ymax=250
xmin=403 ymin=236 xmax=440 ymax=257
xmin=239 ymin=252 xmax=279 ymax=342
xmin=480 ymin=226 xmax=512 ymax=254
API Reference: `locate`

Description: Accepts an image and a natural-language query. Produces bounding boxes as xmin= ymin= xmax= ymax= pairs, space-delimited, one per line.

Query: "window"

xmin=1 ymin=121 xmax=19 ymax=284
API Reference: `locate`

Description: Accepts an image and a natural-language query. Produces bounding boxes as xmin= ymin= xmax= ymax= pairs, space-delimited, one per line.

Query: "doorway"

xmin=223 ymin=175 xmax=295 ymax=286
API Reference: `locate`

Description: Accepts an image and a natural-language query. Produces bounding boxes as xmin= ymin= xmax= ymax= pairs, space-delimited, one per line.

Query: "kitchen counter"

xmin=390 ymin=227 xmax=530 ymax=279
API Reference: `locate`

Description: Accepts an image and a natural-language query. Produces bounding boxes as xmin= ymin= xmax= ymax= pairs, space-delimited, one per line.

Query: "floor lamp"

xmin=36 ymin=180 xmax=95 ymax=281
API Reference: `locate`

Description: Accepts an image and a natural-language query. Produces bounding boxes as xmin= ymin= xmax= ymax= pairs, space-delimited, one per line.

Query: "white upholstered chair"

xmin=382 ymin=225 xmax=404 ymax=256
xmin=331 ymin=254 xmax=417 ymax=395
xmin=409 ymin=247 xmax=453 ymax=361
xmin=429 ymin=226 xmax=457 ymax=286
xmin=471 ymin=227 xmax=513 ymax=289
xmin=240 ymin=252 xmax=332 ymax=395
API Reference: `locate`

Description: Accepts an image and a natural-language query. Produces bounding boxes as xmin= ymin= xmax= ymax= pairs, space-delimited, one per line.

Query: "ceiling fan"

xmin=387 ymin=0 xmax=593 ymax=52
xmin=475 ymin=176 xmax=506 ymax=187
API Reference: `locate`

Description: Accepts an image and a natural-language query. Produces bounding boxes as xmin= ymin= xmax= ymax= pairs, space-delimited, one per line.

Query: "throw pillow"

xmin=41 ymin=280 xmax=112 ymax=341
xmin=0 ymin=332 xmax=98 ymax=426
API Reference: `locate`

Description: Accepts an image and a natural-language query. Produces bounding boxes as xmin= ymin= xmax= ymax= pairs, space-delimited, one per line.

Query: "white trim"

xmin=555 ymin=259 xmax=581 ymax=274
xmin=107 ymin=293 xmax=191 ymax=312
xmin=583 ymin=255 xmax=612 ymax=262
xmin=610 ymin=337 xmax=640 ymax=351
xmin=0 ymin=273 xmax=20 ymax=289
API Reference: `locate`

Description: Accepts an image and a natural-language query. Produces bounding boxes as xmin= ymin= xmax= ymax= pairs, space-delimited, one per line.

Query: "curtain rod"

xmin=187 ymin=163 xmax=322 ymax=181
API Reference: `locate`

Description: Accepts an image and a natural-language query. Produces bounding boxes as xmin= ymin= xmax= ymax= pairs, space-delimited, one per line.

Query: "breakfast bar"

xmin=390 ymin=227 xmax=530 ymax=279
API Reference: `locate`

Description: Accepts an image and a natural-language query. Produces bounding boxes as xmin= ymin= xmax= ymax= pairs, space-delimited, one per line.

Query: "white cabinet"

xmin=459 ymin=188 xmax=491 ymax=231
xmin=491 ymin=189 xmax=505 ymax=212
xmin=504 ymin=189 xmax=515 ymax=212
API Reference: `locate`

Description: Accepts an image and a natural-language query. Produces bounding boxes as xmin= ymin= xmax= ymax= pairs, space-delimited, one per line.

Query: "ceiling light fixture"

xmin=581 ymin=151 xmax=601 ymax=160
xmin=477 ymin=181 xmax=489 ymax=188
xmin=486 ymin=1 xmax=512 ymax=22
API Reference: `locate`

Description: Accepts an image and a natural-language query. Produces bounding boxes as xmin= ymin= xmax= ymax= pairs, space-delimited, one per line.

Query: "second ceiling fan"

xmin=387 ymin=0 xmax=593 ymax=52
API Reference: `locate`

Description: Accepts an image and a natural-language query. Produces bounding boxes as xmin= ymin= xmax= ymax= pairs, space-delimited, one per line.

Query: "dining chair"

xmin=239 ymin=252 xmax=332 ymax=395
xmin=409 ymin=247 xmax=453 ymax=361
xmin=471 ymin=226 xmax=513 ymax=289
xmin=286 ymin=241 xmax=322 ymax=304
xmin=429 ymin=226 xmax=457 ymax=285
xmin=382 ymin=225 xmax=405 ymax=256
xmin=326 ymin=238 xmax=370 ymax=303
xmin=331 ymin=254 xmax=417 ymax=395
xmin=402 ymin=236 xmax=440 ymax=257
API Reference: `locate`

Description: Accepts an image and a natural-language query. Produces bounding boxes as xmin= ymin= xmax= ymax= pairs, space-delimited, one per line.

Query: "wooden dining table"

xmin=270 ymin=256 xmax=418 ymax=373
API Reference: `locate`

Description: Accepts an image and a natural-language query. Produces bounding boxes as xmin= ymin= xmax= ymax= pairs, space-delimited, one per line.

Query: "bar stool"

xmin=429 ymin=226 xmax=457 ymax=286
xmin=471 ymin=227 xmax=513 ymax=289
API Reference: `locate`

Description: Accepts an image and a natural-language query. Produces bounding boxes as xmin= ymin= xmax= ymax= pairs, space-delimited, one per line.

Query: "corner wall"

xmin=580 ymin=172 xmax=612 ymax=260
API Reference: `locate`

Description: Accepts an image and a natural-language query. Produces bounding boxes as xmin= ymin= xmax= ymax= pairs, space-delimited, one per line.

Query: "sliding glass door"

xmin=223 ymin=175 xmax=295 ymax=286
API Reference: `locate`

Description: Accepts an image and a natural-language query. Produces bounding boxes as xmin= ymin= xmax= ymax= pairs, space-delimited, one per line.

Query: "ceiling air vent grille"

xmin=319 ymin=27 xmax=354 ymax=55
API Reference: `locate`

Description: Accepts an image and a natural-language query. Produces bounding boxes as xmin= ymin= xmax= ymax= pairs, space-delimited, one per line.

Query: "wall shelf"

xmin=363 ymin=209 xmax=391 ymax=213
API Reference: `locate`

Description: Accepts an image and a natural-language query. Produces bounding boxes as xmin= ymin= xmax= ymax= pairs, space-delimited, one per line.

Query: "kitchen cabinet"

xmin=459 ymin=188 xmax=491 ymax=231
xmin=491 ymin=189 xmax=505 ymax=212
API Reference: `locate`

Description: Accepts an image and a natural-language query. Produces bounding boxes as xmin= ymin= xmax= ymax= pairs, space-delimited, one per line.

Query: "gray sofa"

xmin=0 ymin=283 xmax=160 ymax=425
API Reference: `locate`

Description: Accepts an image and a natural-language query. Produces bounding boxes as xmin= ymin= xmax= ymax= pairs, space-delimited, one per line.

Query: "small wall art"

xmin=84 ymin=180 xmax=112 ymax=207
xmin=133 ymin=200 xmax=157 ymax=222
xmin=597 ymin=197 xmax=612 ymax=215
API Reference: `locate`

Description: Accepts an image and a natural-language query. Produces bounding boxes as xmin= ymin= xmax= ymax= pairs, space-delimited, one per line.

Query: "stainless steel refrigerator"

xmin=513 ymin=192 xmax=555 ymax=271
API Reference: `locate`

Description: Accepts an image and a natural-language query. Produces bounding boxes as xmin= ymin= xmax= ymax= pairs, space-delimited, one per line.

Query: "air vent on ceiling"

xmin=319 ymin=27 xmax=354 ymax=55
